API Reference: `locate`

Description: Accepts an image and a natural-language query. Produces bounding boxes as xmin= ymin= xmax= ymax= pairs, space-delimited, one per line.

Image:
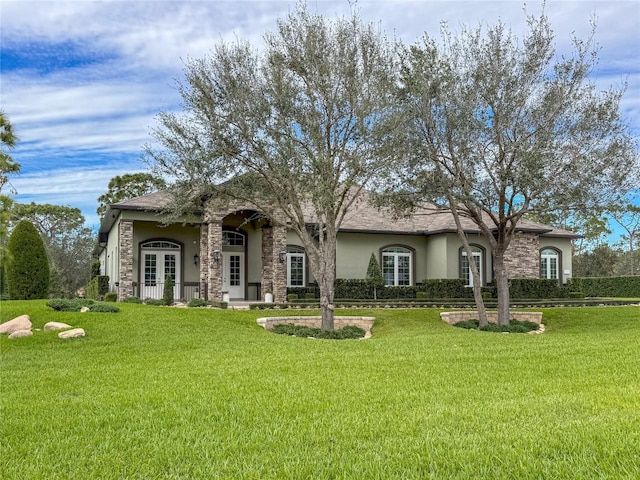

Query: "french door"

xmin=222 ymin=252 xmax=244 ymax=299
xmin=141 ymin=251 xmax=181 ymax=299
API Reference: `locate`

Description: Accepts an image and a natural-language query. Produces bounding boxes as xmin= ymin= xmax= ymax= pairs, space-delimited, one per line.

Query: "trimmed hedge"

xmin=508 ymin=279 xmax=569 ymax=299
xmin=575 ymin=276 xmax=640 ymax=298
xmin=288 ymin=278 xmax=569 ymax=300
xmin=86 ymin=275 xmax=109 ymax=300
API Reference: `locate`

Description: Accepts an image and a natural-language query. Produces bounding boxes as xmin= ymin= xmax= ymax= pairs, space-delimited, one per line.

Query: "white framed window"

xmin=286 ymin=246 xmax=305 ymax=287
xmin=222 ymin=231 xmax=245 ymax=246
xmin=540 ymin=248 xmax=559 ymax=280
xmin=382 ymin=247 xmax=412 ymax=286
xmin=461 ymin=247 xmax=483 ymax=287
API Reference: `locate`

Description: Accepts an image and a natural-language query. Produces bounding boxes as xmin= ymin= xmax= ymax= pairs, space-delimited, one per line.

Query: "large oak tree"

xmin=147 ymin=5 xmax=402 ymax=328
xmin=396 ymin=10 xmax=638 ymax=325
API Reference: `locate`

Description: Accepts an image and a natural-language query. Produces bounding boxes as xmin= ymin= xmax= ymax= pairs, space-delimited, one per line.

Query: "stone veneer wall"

xmin=199 ymin=223 xmax=209 ymax=300
xmin=440 ymin=311 xmax=542 ymax=325
xmin=207 ymin=221 xmax=223 ymax=301
xmin=118 ymin=220 xmax=134 ymax=300
xmin=504 ymin=232 xmax=540 ymax=279
xmin=271 ymin=225 xmax=287 ymax=303
xmin=261 ymin=226 xmax=273 ymax=301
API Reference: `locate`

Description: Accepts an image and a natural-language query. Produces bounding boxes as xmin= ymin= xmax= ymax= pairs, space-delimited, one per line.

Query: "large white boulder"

xmin=58 ymin=328 xmax=85 ymax=339
xmin=8 ymin=329 xmax=33 ymax=339
xmin=44 ymin=321 xmax=72 ymax=331
xmin=0 ymin=315 xmax=32 ymax=335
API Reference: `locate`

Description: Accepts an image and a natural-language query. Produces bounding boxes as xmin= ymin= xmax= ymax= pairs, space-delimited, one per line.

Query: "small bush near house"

xmin=122 ymin=296 xmax=142 ymax=304
xmin=163 ymin=276 xmax=174 ymax=306
xmin=85 ymin=275 xmax=109 ymax=300
xmin=104 ymin=292 xmax=118 ymax=302
xmin=188 ymin=298 xmax=208 ymax=308
xmin=453 ymin=319 xmax=539 ymax=333
xmin=145 ymin=299 xmax=166 ymax=306
xmin=271 ymin=323 xmax=366 ymax=339
xmin=287 ymin=294 xmax=299 ymax=302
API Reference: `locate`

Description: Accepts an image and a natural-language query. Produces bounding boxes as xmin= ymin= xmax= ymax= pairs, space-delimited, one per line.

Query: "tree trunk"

xmin=493 ymin=250 xmax=511 ymax=326
xmin=318 ymin=269 xmax=335 ymax=330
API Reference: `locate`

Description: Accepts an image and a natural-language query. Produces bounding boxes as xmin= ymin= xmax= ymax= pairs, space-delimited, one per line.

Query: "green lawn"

xmin=1 ymin=301 xmax=639 ymax=479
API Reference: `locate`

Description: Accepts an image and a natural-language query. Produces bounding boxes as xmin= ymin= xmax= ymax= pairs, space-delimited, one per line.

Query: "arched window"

xmin=540 ymin=248 xmax=559 ymax=280
xmin=460 ymin=246 xmax=483 ymax=287
xmin=286 ymin=246 xmax=306 ymax=287
xmin=222 ymin=231 xmax=245 ymax=246
xmin=381 ymin=246 xmax=413 ymax=286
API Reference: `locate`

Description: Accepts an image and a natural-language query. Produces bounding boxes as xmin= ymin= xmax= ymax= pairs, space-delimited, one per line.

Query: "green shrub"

xmin=287 ymin=294 xmax=299 ymax=302
xmin=452 ymin=318 xmax=539 ymax=333
xmin=304 ymin=293 xmax=316 ymax=299
xmin=566 ymin=277 xmax=584 ymax=293
xmin=569 ymin=291 xmax=586 ymax=299
xmin=188 ymin=298 xmax=208 ymax=308
xmin=90 ymin=259 xmax=101 ymax=280
xmin=145 ymin=299 xmax=166 ymax=306
xmin=104 ymin=292 xmax=118 ymax=302
xmin=509 ymin=279 xmax=569 ymax=299
xmin=163 ymin=276 xmax=174 ymax=306
xmin=46 ymin=298 xmax=119 ymax=313
xmin=576 ymin=276 xmax=640 ymax=297
xmin=122 ymin=296 xmax=142 ymax=304
xmin=271 ymin=323 xmax=365 ymax=339
xmin=6 ymin=220 xmax=50 ymax=300
xmin=86 ymin=275 xmax=109 ymax=300
xmin=89 ymin=303 xmax=120 ymax=313
xmin=421 ymin=279 xmax=472 ymax=299
xmin=365 ymin=253 xmax=384 ymax=300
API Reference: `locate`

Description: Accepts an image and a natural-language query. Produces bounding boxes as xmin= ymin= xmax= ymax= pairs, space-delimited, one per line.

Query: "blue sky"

xmin=1 ymin=0 xmax=639 ymax=233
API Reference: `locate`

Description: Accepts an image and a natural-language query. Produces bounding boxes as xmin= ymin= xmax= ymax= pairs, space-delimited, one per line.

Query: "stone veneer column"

xmin=504 ymin=232 xmax=540 ymax=278
xmin=207 ymin=221 xmax=223 ymax=301
xmin=118 ymin=220 xmax=134 ymax=300
xmin=272 ymin=225 xmax=288 ymax=303
xmin=261 ymin=226 xmax=273 ymax=300
xmin=199 ymin=223 xmax=209 ymax=300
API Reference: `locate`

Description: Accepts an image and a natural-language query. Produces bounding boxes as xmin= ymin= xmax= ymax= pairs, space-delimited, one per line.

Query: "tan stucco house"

xmin=96 ymin=191 xmax=578 ymax=302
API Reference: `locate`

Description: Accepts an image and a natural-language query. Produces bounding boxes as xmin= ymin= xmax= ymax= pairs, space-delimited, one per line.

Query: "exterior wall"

xmin=444 ymin=233 xmax=493 ymax=282
xmin=504 ymin=232 xmax=540 ymax=279
xmin=117 ymin=220 xmax=134 ymax=299
xmin=335 ymin=232 xmax=428 ymax=283
xmin=131 ymin=220 xmax=201 ymax=288
xmin=539 ymin=236 xmax=574 ymax=283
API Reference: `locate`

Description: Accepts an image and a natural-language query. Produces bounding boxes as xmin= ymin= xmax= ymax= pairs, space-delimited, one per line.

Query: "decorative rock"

xmin=58 ymin=328 xmax=85 ymax=339
xmin=0 ymin=315 xmax=32 ymax=335
xmin=8 ymin=329 xmax=33 ymax=339
xmin=44 ymin=321 xmax=72 ymax=331
xmin=80 ymin=307 xmax=90 ymax=313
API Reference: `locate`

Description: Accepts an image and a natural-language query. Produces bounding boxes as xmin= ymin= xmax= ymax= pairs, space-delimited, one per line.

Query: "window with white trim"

xmin=382 ymin=247 xmax=412 ymax=286
xmin=461 ymin=247 xmax=483 ymax=287
xmin=540 ymin=248 xmax=559 ymax=280
xmin=286 ymin=246 xmax=305 ymax=287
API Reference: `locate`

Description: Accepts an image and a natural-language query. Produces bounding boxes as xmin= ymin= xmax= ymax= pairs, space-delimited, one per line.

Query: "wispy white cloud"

xmin=1 ymin=0 xmax=638 ymax=228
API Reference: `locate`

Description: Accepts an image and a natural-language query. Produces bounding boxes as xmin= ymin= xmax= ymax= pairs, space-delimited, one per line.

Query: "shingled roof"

xmin=100 ymin=190 xmax=578 ymax=238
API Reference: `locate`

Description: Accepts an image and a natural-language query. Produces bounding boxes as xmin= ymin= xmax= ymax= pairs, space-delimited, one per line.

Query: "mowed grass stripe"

xmin=1 ymin=301 xmax=639 ymax=479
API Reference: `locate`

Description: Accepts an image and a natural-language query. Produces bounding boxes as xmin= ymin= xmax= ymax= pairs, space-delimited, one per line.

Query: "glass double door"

xmin=141 ymin=251 xmax=181 ymax=299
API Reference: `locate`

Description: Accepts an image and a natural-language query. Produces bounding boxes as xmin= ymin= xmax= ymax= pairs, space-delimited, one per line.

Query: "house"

xmin=95 ymin=191 xmax=578 ymax=302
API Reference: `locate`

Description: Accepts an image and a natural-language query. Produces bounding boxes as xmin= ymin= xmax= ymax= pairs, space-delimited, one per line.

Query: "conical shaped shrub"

xmin=6 ymin=220 xmax=50 ymax=299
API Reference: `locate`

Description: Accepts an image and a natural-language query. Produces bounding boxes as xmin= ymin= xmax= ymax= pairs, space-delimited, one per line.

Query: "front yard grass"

xmin=1 ymin=301 xmax=639 ymax=479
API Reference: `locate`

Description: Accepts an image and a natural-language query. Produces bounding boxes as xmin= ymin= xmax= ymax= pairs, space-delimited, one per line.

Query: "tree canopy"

xmin=147 ymin=4 xmax=402 ymax=328
xmin=12 ymin=202 xmax=95 ymax=297
xmin=97 ymin=173 xmax=166 ymax=218
xmin=394 ymin=9 xmax=638 ymax=324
